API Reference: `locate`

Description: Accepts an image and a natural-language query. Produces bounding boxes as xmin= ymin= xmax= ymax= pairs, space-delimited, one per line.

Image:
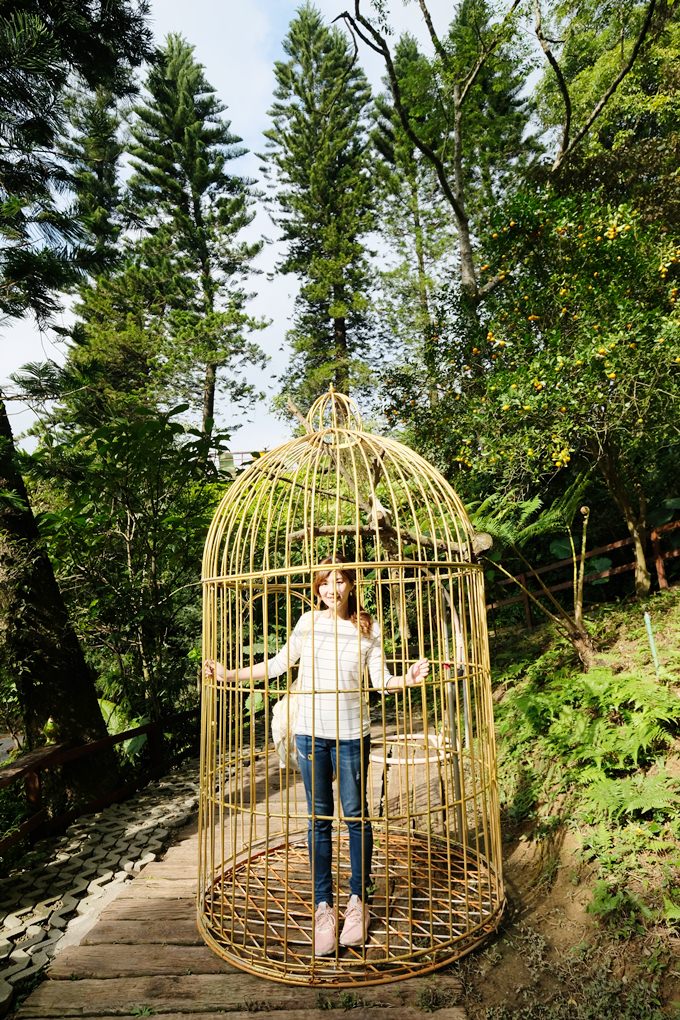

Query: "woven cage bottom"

xmin=199 ymin=830 xmax=503 ymax=986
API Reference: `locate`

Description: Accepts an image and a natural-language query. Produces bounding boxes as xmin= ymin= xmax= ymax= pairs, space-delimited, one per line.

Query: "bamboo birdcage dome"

xmin=198 ymin=389 xmax=504 ymax=987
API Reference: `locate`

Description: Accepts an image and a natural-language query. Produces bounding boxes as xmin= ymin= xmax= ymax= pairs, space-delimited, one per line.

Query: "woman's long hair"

xmin=313 ymin=555 xmax=372 ymax=636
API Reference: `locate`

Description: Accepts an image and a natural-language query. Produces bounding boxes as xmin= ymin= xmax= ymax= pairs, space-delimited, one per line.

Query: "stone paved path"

xmin=0 ymin=759 xmax=200 ymax=1015
xmin=12 ymin=822 xmax=466 ymax=1019
xmin=2 ymin=760 xmax=467 ymax=1019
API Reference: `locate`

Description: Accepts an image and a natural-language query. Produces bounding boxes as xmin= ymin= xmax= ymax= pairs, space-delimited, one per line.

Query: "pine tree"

xmin=0 ymin=1 xmax=151 ymax=781
xmin=262 ymin=3 xmax=375 ymax=409
xmin=125 ymin=33 xmax=264 ymax=435
xmin=61 ymin=87 xmax=125 ymax=269
xmin=445 ymin=0 xmax=537 ymax=227
xmin=0 ymin=3 xmax=150 ymax=320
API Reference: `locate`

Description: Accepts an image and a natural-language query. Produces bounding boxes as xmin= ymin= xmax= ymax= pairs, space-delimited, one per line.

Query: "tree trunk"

xmin=568 ymin=628 xmax=596 ymax=672
xmin=409 ymin=178 xmax=439 ymax=407
xmin=198 ymin=217 xmax=217 ymax=441
xmin=202 ymin=361 xmax=217 ymax=438
xmin=597 ymin=441 xmax=651 ymax=597
xmin=451 ymin=83 xmax=478 ymax=300
xmin=411 ymin=184 xmax=431 ymax=325
xmin=0 ymin=397 xmax=119 ymax=798
xmin=332 ymin=286 xmax=349 ymax=394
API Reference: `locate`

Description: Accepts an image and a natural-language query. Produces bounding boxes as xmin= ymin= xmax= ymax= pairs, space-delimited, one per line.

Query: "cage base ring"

xmin=200 ymin=830 xmax=503 ymax=986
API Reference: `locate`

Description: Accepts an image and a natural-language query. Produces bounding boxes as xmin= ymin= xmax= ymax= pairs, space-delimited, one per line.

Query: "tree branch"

xmin=459 ymin=0 xmax=523 ymax=106
xmin=286 ymin=397 xmax=312 ymax=433
xmin=416 ymin=0 xmax=447 ymax=61
xmin=337 ymin=4 xmax=471 ymax=236
xmin=549 ymin=0 xmax=658 ymax=173
xmin=286 ymin=522 xmax=470 ymax=556
xmin=534 ymin=0 xmax=572 ymax=164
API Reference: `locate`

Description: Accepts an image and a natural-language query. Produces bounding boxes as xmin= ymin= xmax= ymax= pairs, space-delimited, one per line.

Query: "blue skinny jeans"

xmin=295 ymin=733 xmax=372 ymax=907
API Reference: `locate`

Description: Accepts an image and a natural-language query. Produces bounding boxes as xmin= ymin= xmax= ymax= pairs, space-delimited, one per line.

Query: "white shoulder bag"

xmin=270 ymin=614 xmax=312 ymax=770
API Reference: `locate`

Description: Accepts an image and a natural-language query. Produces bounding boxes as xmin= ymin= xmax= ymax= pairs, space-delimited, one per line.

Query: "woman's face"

xmin=317 ymin=569 xmax=353 ymax=617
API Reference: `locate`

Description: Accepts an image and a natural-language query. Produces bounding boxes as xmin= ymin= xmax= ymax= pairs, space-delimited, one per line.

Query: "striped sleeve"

xmin=366 ymin=623 xmax=392 ymax=690
xmin=265 ymin=612 xmax=308 ymax=678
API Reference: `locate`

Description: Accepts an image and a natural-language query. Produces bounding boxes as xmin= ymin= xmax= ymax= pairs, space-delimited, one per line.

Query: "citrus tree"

xmin=388 ymin=189 xmax=679 ymax=596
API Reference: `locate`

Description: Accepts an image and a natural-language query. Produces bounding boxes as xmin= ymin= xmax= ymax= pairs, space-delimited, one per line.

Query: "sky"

xmin=0 ymin=0 xmax=452 ymax=453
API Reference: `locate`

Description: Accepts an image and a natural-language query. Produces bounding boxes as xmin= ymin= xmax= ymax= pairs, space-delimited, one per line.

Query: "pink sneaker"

xmin=314 ymin=902 xmax=336 ymax=956
xmin=339 ymin=895 xmax=370 ymax=947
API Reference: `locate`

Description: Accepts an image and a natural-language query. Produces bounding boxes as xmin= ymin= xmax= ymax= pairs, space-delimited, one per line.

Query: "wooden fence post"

xmin=518 ymin=574 xmax=533 ymax=630
xmin=651 ymin=528 xmax=668 ymax=589
xmin=23 ymin=767 xmax=44 ymax=840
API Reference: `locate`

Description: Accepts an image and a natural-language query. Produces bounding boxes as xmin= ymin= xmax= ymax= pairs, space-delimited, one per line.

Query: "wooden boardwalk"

xmin=14 ymin=821 xmax=466 ymax=1020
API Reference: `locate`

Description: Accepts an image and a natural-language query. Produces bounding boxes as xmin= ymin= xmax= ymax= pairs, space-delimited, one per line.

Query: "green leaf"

xmin=585 ymin=556 xmax=612 ymax=584
xmin=549 ymin=537 xmax=573 ymax=560
xmin=662 ymin=898 xmax=680 ymax=922
xmin=245 ymin=692 xmax=264 ymax=716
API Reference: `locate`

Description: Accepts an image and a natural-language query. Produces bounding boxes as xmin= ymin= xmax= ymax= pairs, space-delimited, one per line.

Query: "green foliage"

xmin=371 ymin=3 xmax=679 ymax=606
xmin=0 ymin=759 xmax=26 ymax=849
xmin=415 ymin=981 xmax=460 ymax=1012
xmin=580 ymin=771 xmax=678 ymax=822
xmin=245 ymin=692 xmax=264 ymax=717
xmin=539 ymin=5 xmax=680 ymax=225
xmin=373 ymin=2 xmax=537 ymax=413
xmin=121 ymin=32 xmax=266 ymax=431
xmin=586 ymin=879 xmax=655 ymax=936
xmin=443 ymin=0 xmax=538 ymax=224
xmin=317 ymin=991 xmax=364 ymax=1010
xmin=580 ymin=818 xmax=679 ymax=886
xmin=372 ymin=34 xmax=458 ymax=398
xmin=98 ymin=698 xmax=149 ymax=758
xmin=388 ymin=184 xmax=678 ymax=601
xmin=0 ymin=1 xmax=151 ymax=321
xmin=482 ymin=971 xmax=668 ymax=1019
xmin=25 ymin=405 xmax=223 ymax=721
xmin=494 ymin=592 xmax=680 ymax=931
xmin=0 ymin=666 xmax=22 ymax=742
xmin=396 ymin=189 xmax=678 ymax=481
xmin=60 ymin=87 xmax=124 ymax=268
xmin=503 ymin=665 xmax=678 ymax=779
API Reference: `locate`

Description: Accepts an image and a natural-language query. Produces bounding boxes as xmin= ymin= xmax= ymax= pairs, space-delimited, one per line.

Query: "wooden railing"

xmin=0 ymin=709 xmax=198 ymax=857
xmin=486 ymin=520 xmax=680 ymax=630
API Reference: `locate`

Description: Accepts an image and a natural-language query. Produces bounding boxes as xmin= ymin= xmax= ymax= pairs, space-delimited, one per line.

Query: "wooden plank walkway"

xmin=15 ymin=820 xmax=467 ymax=1019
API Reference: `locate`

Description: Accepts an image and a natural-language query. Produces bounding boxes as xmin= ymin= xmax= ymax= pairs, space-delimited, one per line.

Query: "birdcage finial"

xmin=306 ymin=388 xmax=363 ymax=433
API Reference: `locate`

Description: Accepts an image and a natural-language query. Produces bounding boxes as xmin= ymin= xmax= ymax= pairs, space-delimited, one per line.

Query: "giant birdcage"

xmin=198 ymin=390 xmax=504 ymax=986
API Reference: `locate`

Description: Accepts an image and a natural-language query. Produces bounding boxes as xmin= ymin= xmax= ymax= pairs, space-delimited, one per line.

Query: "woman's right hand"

xmin=203 ymin=660 xmax=236 ymax=685
xmin=406 ymin=658 xmax=429 ymax=686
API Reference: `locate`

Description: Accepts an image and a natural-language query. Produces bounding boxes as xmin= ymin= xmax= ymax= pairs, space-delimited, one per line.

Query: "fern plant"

xmin=493 ymin=594 xmax=680 ymax=933
xmin=508 ymin=667 xmax=678 ymax=775
xmin=580 ymin=771 xmax=679 ymax=823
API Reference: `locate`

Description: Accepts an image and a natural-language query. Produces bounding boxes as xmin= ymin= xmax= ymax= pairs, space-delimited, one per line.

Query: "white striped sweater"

xmin=265 ymin=610 xmax=391 ymax=740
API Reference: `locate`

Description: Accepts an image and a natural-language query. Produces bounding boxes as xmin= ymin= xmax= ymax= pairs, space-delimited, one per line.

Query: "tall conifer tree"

xmin=125 ymin=34 xmax=264 ymax=435
xmin=263 ymin=3 xmax=375 ymax=408
xmin=372 ymin=9 xmax=534 ymax=412
xmin=61 ymin=88 xmax=124 ymax=269
xmin=373 ymin=35 xmax=457 ymax=405
xmin=446 ymin=0 xmax=536 ymax=225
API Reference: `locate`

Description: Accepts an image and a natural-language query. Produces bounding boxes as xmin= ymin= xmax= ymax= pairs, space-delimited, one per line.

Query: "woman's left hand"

xmin=406 ymin=658 xmax=429 ymax=686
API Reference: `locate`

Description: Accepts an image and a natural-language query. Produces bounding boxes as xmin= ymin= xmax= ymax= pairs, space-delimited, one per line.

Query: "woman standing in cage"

xmin=205 ymin=556 xmax=429 ymax=957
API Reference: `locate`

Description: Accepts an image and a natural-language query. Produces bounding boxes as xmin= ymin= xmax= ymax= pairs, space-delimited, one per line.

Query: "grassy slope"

xmin=455 ymin=586 xmax=680 ymax=1019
